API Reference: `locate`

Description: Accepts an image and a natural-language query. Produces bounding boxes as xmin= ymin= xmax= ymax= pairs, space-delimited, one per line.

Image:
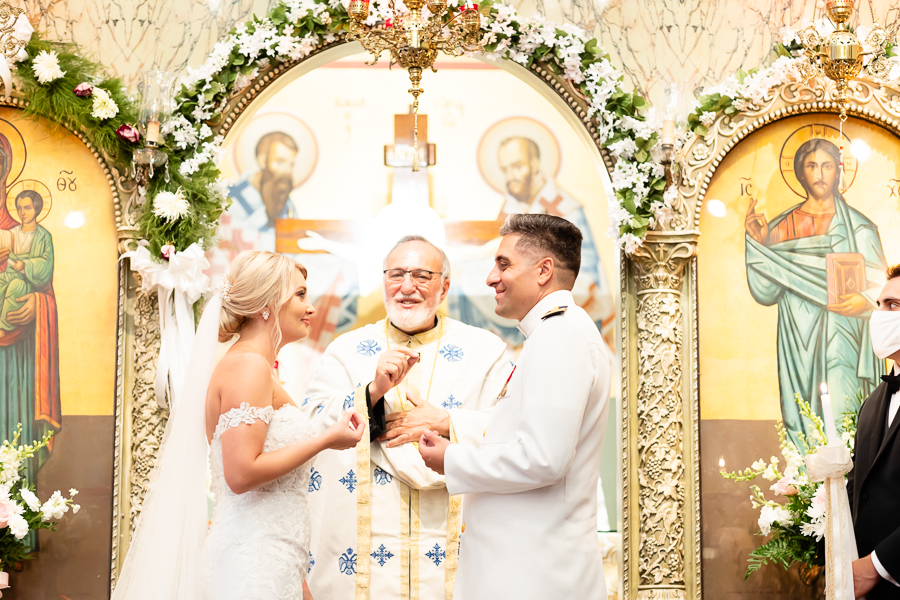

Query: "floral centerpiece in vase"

xmin=0 ymin=424 xmax=79 ymax=594
xmin=722 ymin=391 xmax=863 ymax=582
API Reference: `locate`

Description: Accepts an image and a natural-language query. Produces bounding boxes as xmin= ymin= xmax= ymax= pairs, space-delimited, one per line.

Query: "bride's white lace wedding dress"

xmin=204 ymin=402 xmax=316 ymax=600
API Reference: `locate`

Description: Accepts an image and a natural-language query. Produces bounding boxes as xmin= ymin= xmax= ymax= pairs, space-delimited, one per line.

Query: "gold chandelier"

xmin=797 ymin=0 xmax=897 ymax=118
xmin=347 ymin=0 xmax=483 ymax=170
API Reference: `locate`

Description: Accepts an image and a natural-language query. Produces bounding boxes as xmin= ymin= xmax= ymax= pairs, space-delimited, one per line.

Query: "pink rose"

xmin=812 ymin=485 xmax=827 ymax=510
xmin=160 ymin=244 xmax=176 ymax=260
xmin=73 ymin=82 xmax=93 ymax=98
xmin=771 ymin=477 xmax=799 ymax=496
xmin=0 ymin=501 xmax=16 ymax=528
xmin=116 ymin=124 xmax=140 ymax=144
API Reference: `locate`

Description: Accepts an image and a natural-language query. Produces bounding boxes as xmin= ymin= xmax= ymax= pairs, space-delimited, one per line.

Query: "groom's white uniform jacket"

xmin=444 ymin=289 xmax=612 ymax=600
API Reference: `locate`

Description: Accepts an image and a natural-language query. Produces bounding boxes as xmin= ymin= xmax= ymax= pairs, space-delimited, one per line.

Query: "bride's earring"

xmin=262 ymin=309 xmax=270 ymax=321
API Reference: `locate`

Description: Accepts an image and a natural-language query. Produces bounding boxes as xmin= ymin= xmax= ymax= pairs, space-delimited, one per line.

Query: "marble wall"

xmin=22 ymin=0 xmax=900 ymax=107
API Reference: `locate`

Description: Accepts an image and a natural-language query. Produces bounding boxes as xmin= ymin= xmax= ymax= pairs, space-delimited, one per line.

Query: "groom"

xmin=850 ymin=264 xmax=900 ymax=599
xmin=419 ymin=214 xmax=612 ymax=599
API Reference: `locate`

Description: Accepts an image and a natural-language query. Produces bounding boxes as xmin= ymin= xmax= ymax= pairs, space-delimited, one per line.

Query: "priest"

xmin=301 ymin=235 xmax=511 ymax=600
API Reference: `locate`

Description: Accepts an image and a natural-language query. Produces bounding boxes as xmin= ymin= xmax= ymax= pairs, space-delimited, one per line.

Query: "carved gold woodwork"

xmin=624 ymin=231 xmax=699 ymax=600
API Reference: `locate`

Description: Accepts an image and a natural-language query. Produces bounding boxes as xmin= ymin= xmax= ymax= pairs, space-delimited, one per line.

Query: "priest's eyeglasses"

xmin=383 ymin=269 xmax=440 ymax=283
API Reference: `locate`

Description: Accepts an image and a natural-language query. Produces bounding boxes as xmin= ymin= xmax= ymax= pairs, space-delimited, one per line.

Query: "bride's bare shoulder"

xmin=210 ymin=351 xmax=274 ymax=410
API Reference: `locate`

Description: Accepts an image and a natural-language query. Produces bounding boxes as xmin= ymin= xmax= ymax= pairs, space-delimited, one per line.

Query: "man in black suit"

xmin=851 ymin=263 xmax=900 ymax=599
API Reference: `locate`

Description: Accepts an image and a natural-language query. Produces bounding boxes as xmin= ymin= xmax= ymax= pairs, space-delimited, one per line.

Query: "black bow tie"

xmin=883 ymin=372 xmax=900 ymax=397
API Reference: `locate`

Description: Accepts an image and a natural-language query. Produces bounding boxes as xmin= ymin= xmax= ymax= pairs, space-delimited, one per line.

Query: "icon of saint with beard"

xmin=227 ymin=131 xmax=299 ymax=248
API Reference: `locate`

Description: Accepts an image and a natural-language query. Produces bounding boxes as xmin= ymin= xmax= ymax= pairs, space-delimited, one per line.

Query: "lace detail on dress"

xmin=213 ymin=402 xmax=276 ymax=438
xmin=204 ymin=404 xmax=316 ymax=600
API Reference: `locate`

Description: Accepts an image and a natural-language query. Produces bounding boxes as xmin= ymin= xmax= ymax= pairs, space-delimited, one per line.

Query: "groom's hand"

xmin=853 ymin=554 xmax=881 ymax=598
xmin=381 ymin=388 xmax=450 ymax=447
xmin=418 ymin=429 xmax=450 ymax=475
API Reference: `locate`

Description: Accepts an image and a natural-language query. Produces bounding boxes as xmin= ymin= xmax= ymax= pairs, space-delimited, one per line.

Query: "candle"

xmin=147 ymin=119 xmax=160 ymax=145
xmin=662 ymin=119 xmax=675 ymax=146
xmin=820 ymin=383 xmax=840 ymax=444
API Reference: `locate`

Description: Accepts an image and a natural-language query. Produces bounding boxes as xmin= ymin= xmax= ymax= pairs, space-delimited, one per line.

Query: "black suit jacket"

xmin=849 ymin=381 xmax=900 ymax=599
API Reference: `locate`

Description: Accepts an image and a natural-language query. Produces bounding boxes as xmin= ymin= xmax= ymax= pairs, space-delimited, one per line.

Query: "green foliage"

xmin=16 ymin=35 xmax=139 ymax=173
xmin=0 ymin=426 xmax=65 ymax=571
xmin=19 ymin=0 xmax=659 ymax=256
xmin=746 ymin=533 xmax=824 ymax=578
xmin=722 ymin=391 xmax=863 ymax=580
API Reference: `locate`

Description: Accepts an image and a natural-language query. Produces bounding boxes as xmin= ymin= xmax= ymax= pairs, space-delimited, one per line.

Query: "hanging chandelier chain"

xmin=346 ymin=0 xmax=484 ymax=155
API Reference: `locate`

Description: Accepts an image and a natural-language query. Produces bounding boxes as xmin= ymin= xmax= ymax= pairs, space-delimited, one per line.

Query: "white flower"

xmin=758 ymin=504 xmax=793 ymax=536
xmin=751 ymin=458 xmax=766 ymax=471
xmin=91 ymin=88 xmax=119 ymax=120
xmin=19 ymin=488 xmax=40 ymax=512
xmin=72 ymin=504 xmax=81 ymax=514
xmin=152 ymin=188 xmax=190 ymax=221
xmin=699 ymin=111 xmax=716 ymax=127
xmin=40 ymin=490 xmax=69 ymax=522
xmin=762 ymin=463 xmax=779 ymax=482
xmin=608 ymin=138 xmax=638 ymax=159
xmin=69 ymin=488 xmax=78 ymax=497
xmin=32 ymin=50 xmax=66 ymax=84
xmin=619 ymin=233 xmax=643 ymax=254
xmin=8 ymin=513 xmax=28 ymax=539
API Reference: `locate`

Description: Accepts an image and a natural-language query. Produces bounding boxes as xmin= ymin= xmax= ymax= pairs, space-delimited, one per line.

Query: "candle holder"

xmin=133 ymin=69 xmax=177 ymax=186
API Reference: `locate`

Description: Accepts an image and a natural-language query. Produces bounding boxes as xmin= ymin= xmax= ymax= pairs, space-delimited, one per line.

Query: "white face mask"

xmin=870 ymin=310 xmax=900 ymax=359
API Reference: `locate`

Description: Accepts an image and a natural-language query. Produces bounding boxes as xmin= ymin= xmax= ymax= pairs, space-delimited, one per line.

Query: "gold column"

xmin=624 ymin=230 xmax=700 ymax=600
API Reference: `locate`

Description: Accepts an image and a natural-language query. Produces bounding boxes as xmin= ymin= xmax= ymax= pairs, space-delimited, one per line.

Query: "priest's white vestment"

xmin=444 ymin=290 xmax=612 ymax=600
xmin=302 ymin=316 xmax=511 ymax=600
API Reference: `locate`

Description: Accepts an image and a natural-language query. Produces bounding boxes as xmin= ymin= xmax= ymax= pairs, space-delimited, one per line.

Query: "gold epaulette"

xmin=541 ymin=305 xmax=568 ymax=320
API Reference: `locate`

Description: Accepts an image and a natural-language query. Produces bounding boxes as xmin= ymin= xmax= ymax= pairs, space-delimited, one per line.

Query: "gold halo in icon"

xmin=7 ymin=180 xmax=52 ymax=223
xmin=232 ymin=111 xmax=318 ymax=190
xmin=779 ymin=123 xmax=856 ymax=198
xmin=478 ymin=117 xmax=561 ymax=194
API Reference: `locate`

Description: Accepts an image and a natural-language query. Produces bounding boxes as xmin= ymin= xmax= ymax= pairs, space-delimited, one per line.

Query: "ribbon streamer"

xmin=0 ymin=14 xmax=34 ymax=100
xmin=120 ymin=243 xmax=210 ymax=409
xmin=805 ymin=442 xmax=857 ymax=600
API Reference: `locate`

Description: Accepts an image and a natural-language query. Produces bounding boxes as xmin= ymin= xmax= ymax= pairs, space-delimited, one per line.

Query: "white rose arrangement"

xmin=0 ymin=425 xmax=79 ymax=572
xmin=722 ymin=392 xmax=862 ymax=579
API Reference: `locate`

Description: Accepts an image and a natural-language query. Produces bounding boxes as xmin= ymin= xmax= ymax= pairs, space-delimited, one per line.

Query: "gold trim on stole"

xmin=401 ymin=484 xmax=411 ymax=600
xmin=354 ymin=386 xmax=372 ymax=600
xmin=411 ymin=488 xmax=421 ymax=600
xmin=444 ymin=419 xmax=463 ymax=600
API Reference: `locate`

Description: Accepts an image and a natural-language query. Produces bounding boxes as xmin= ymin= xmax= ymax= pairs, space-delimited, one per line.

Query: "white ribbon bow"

xmin=805 ymin=443 xmax=858 ymax=600
xmin=0 ymin=14 xmax=34 ymax=100
xmin=121 ymin=243 xmax=210 ymax=409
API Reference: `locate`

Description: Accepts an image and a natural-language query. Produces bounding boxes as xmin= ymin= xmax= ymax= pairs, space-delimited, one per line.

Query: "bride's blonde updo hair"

xmin=218 ymin=250 xmax=308 ymax=346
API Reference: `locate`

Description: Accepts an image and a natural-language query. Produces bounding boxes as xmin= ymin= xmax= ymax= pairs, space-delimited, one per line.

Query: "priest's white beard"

xmin=384 ymin=289 xmax=439 ymax=333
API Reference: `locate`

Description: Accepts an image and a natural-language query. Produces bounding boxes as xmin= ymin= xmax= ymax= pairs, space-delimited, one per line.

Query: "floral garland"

xmin=12 ymin=34 xmax=140 ymax=182
xmin=685 ymin=20 xmax=900 ymax=138
xmin=158 ymin=0 xmax=668 ymax=256
xmin=13 ymin=0 xmax=666 ymax=256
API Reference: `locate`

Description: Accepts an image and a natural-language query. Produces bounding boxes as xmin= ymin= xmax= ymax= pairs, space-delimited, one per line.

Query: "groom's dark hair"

xmin=888 ymin=264 xmax=900 ymax=281
xmin=499 ymin=213 xmax=582 ymax=286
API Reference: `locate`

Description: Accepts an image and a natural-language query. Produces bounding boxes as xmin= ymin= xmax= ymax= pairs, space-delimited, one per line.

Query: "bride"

xmin=112 ymin=250 xmax=366 ymax=600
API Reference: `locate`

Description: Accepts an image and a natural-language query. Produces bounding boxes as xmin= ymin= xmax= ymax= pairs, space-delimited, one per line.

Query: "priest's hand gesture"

xmin=380 ymin=388 xmax=450 ymax=448
xmin=418 ymin=430 xmax=451 ymax=475
xmin=368 ymin=348 xmax=419 ymax=403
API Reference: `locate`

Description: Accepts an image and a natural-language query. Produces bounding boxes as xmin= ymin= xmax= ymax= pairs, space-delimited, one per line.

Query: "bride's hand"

xmin=322 ymin=410 xmax=366 ymax=450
